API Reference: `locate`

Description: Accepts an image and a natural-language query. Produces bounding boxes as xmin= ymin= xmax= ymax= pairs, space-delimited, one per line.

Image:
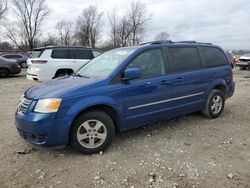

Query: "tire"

xmin=0 ymin=69 xmax=9 ymax=78
xmin=202 ymin=89 xmax=225 ymax=119
xmin=20 ymin=61 xmax=28 ymax=68
xmin=70 ymin=110 xmax=115 ymax=154
xmin=55 ymin=73 xmax=67 ymax=78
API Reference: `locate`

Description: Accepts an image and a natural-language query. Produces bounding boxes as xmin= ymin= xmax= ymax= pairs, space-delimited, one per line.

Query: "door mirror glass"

xmin=123 ymin=68 xmax=141 ymax=80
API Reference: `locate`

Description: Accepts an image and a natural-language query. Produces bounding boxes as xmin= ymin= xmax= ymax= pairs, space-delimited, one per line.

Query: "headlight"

xmin=34 ymin=98 xmax=62 ymax=113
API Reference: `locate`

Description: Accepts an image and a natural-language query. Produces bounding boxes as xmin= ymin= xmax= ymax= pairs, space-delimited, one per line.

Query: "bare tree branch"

xmin=75 ymin=5 xmax=103 ymax=47
xmin=128 ymin=1 xmax=152 ymax=45
xmin=8 ymin=0 xmax=50 ymax=50
xmin=154 ymin=32 xmax=170 ymax=41
xmin=55 ymin=20 xmax=74 ymax=45
xmin=0 ymin=0 xmax=7 ymax=20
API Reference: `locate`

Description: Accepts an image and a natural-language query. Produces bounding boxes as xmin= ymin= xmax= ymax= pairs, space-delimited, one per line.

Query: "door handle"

xmin=173 ymin=78 xmax=183 ymax=82
xmin=160 ymin=80 xmax=171 ymax=85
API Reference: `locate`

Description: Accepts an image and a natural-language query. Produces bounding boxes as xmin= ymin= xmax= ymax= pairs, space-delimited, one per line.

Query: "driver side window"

xmin=128 ymin=49 xmax=165 ymax=79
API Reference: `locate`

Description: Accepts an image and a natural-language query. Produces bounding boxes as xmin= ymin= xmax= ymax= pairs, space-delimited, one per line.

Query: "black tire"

xmin=20 ymin=61 xmax=28 ymax=68
xmin=55 ymin=73 xmax=67 ymax=78
xmin=70 ymin=110 xmax=115 ymax=154
xmin=202 ymin=89 xmax=225 ymax=119
xmin=0 ymin=69 xmax=9 ymax=78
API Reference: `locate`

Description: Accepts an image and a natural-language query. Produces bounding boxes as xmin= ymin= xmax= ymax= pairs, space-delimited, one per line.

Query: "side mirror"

xmin=122 ymin=68 xmax=141 ymax=81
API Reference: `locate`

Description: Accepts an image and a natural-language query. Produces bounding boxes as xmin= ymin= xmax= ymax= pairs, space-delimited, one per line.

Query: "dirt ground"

xmin=0 ymin=69 xmax=250 ymax=188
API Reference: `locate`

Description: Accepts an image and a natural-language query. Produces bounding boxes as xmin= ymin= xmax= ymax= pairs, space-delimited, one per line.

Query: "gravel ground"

xmin=0 ymin=69 xmax=250 ymax=188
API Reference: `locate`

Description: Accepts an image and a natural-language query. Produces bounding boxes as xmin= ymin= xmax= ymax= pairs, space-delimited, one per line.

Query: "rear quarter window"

xmin=168 ymin=47 xmax=201 ymax=73
xmin=199 ymin=47 xmax=227 ymax=67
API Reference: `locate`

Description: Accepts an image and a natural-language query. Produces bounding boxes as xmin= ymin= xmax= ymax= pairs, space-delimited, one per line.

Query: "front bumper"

xmin=15 ymin=112 xmax=71 ymax=147
xmin=236 ymin=62 xmax=249 ymax=68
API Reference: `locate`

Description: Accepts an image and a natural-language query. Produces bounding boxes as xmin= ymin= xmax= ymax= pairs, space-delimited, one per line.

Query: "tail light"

xmin=31 ymin=60 xmax=47 ymax=64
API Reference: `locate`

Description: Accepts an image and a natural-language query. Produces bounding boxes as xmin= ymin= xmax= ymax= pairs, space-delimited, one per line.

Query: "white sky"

xmin=3 ymin=0 xmax=250 ymax=50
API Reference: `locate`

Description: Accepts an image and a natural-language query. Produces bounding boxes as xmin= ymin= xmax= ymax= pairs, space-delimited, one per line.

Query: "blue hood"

xmin=26 ymin=76 xmax=102 ymax=99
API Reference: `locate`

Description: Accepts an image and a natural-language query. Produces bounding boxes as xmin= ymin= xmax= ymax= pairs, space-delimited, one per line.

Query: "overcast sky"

xmin=6 ymin=0 xmax=250 ymax=50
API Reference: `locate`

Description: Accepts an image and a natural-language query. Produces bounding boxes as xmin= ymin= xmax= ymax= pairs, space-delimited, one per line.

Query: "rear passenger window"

xmin=199 ymin=47 xmax=227 ymax=67
xmin=168 ymin=47 xmax=201 ymax=73
xmin=73 ymin=49 xmax=92 ymax=59
xmin=51 ymin=49 xmax=68 ymax=59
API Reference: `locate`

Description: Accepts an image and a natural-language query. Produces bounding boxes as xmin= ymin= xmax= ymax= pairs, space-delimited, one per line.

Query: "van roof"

xmin=140 ymin=40 xmax=213 ymax=46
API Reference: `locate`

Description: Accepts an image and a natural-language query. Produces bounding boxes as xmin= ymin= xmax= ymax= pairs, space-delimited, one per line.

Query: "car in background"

xmin=1 ymin=53 xmax=28 ymax=68
xmin=26 ymin=46 xmax=102 ymax=82
xmin=236 ymin=53 xmax=250 ymax=70
xmin=0 ymin=56 xmax=21 ymax=78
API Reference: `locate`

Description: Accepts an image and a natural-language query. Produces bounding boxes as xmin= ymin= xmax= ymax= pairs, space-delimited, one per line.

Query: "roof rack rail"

xmin=175 ymin=41 xmax=212 ymax=45
xmin=140 ymin=40 xmax=173 ymax=45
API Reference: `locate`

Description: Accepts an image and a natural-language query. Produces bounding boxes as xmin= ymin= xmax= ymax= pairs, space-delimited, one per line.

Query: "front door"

xmin=123 ymin=48 xmax=172 ymax=129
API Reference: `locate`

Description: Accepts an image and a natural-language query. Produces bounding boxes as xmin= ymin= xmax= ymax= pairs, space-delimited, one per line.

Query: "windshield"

xmin=76 ymin=48 xmax=136 ymax=78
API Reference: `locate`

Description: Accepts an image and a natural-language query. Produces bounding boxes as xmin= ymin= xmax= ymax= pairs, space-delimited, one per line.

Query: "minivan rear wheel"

xmin=70 ymin=110 xmax=115 ymax=154
xmin=202 ymin=89 xmax=225 ymax=119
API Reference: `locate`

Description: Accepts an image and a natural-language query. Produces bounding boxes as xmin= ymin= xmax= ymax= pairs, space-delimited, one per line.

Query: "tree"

xmin=154 ymin=32 xmax=170 ymax=41
xmin=107 ymin=1 xmax=151 ymax=47
xmin=75 ymin=5 xmax=103 ymax=47
xmin=128 ymin=1 xmax=151 ymax=45
xmin=6 ymin=0 xmax=50 ymax=50
xmin=0 ymin=0 xmax=7 ymax=20
xmin=107 ymin=9 xmax=119 ymax=47
xmin=117 ymin=16 xmax=132 ymax=47
xmin=55 ymin=20 xmax=74 ymax=45
xmin=107 ymin=10 xmax=132 ymax=47
xmin=39 ymin=33 xmax=58 ymax=46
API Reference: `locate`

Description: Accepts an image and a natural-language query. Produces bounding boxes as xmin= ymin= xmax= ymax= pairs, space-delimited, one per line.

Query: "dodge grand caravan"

xmin=15 ymin=41 xmax=235 ymax=154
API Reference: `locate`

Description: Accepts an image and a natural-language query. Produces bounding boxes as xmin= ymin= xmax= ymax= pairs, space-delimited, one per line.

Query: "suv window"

xmin=31 ymin=50 xmax=43 ymax=58
xmin=199 ymin=47 xmax=227 ymax=67
xmin=51 ymin=49 xmax=93 ymax=59
xmin=51 ymin=49 xmax=68 ymax=59
xmin=73 ymin=49 xmax=92 ymax=59
xmin=3 ymin=54 xmax=22 ymax=58
xmin=168 ymin=47 xmax=201 ymax=73
xmin=127 ymin=49 xmax=165 ymax=78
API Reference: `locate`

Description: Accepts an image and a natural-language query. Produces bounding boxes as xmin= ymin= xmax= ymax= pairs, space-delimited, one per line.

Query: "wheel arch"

xmin=206 ymin=79 xmax=228 ymax=98
xmin=54 ymin=68 xmax=74 ymax=78
xmin=71 ymin=104 xmax=120 ymax=132
xmin=66 ymin=97 xmax=123 ymax=145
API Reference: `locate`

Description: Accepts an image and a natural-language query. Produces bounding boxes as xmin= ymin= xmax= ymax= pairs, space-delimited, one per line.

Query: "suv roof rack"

xmin=33 ymin=45 xmax=92 ymax=50
xmin=140 ymin=40 xmax=173 ymax=45
xmin=140 ymin=40 xmax=212 ymax=46
xmin=175 ymin=41 xmax=212 ymax=45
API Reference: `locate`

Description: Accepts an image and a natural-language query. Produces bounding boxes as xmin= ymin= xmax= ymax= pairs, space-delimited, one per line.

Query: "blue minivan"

xmin=15 ymin=41 xmax=235 ymax=154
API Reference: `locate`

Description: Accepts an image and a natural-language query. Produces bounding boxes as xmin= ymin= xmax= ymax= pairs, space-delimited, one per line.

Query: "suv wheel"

xmin=0 ymin=69 xmax=9 ymax=78
xmin=202 ymin=89 xmax=225 ymax=119
xmin=70 ymin=110 xmax=115 ymax=154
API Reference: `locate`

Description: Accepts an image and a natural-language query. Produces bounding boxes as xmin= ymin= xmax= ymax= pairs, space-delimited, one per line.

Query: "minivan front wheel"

xmin=202 ymin=89 xmax=225 ymax=119
xmin=70 ymin=110 xmax=115 ymax=154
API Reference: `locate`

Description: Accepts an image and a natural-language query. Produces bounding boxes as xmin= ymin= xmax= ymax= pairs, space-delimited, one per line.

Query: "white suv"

xmin=26 ymin=46 xmax=102 ymax=82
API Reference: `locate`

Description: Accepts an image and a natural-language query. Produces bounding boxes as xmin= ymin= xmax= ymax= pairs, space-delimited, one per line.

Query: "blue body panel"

xmin=15 ymin=43 xmax=235 ymax=147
